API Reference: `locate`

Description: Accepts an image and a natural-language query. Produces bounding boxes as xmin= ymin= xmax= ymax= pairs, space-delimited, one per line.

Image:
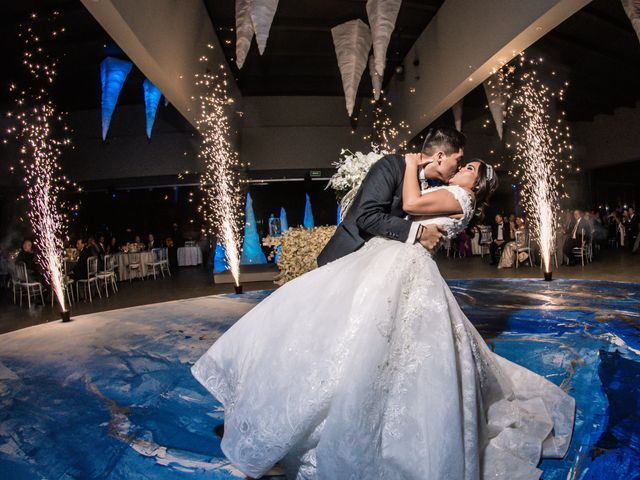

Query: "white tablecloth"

xmin=114 ymin=251 xmax=155 ymax=281
xmin=177 ymin=246 xmax=202 ymax=266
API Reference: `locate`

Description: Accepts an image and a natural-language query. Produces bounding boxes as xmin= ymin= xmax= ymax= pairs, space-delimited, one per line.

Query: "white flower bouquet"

xmin=327 ymin=149 xmax=386 ymax=196
xmin=327 ymin=149 xmax=387 ymax=222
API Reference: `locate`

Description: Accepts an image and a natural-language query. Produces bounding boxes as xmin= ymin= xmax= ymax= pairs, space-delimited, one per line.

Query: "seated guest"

xmin=106 ymin=236 xmax=120 ymax=254
xmin=508 ymin=213 xmax=516 ymax=239
xmin=498 ymin=217 xmax=527 ymax=269
xmin=71 ymin=239 xmax=92 ymax=280
xmin=490 ymin=214 xmax=511 ymax=265
xmin=97 ymin=235 xmax=107 ymax=256
xmin=562 ymin=209 xmax=588 ymax=266
xmin=134 ymin=235 xmax=144 ymax=250
xmin=147 ymin=233 xmax=157 ymax=251
xmin=16 ymin=239 xmax=43 ymax=282
xmin=87 ymin=236 xmax=104 ymax=269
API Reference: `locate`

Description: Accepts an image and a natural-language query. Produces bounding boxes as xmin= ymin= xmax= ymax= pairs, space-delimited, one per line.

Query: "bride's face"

xmin=449 ymin=161 xmax=480 ymax=189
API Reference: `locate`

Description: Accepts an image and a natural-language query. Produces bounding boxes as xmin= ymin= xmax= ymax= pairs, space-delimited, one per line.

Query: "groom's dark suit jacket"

xmin=317 ymin=154 xmax=413 ymax=267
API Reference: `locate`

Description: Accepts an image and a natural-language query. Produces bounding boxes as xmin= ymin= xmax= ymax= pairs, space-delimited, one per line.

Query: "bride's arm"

xmin=403 ymin=154 xmax=464 ymax=216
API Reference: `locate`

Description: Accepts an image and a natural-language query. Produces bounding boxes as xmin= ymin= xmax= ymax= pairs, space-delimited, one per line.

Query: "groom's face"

xmin=438 ymin=148 xmax=464 ymax=182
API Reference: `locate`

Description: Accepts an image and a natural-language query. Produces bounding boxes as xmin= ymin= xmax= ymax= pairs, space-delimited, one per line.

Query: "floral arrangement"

xmin=273 ymin=226 xmax=337 ymax=285
xmin=326 ymin=149 xmax=385 ymax=197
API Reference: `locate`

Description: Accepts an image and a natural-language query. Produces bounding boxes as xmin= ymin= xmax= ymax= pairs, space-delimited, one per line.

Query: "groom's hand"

xmin=405 ymin=153 xmax=431 ymax=167
xmin=417 ymin=224 xmax=445 ymax=251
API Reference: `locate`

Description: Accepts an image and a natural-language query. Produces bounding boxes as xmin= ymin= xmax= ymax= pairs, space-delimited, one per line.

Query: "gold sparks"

xmin=363 ymin=94 xmax=410 ymax=153
xmin=502 ymin=54 xmax=575 ymax=272
xmin=5 ymin=12 xmax=75 ymax=311
xmin=195 ymin=52 xmax=243 ymax=286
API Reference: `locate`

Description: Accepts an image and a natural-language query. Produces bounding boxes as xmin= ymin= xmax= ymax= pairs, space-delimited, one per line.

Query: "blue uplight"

xmin=100 ymin=57 xmax=132 ymax=141
xmin=279 ymin=207 xmax=289 ymax=232
xmin=240 ymin=193 xmax=267 ymax=265
xmin=303 ymin=194 xmax=315 ymax=229
xmin=213 ymin=242 xmax=229 ymax=273
xmin=143 ymin=79 xmax=162 ymax=139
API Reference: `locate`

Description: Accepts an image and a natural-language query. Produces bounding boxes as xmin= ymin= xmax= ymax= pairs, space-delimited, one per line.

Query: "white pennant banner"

xmin=366 ymin=0 xmax=402 ymax=77
xmin=332 ymin=19 xmax=372 ymax=116
xmin=235 ymin=0 xmax=253 ymax=69
xmin=369 ymin=55 xmax=382 ymax=101
xmin=251 ymin=0 xmax=279 ymax=55
xmin=452 ymin=98 xmax=463 ymax=132
xmin=622 ymin=0 xmax=640 ymax=42
xmin=483 ymin=74 xmax=506 ymax=139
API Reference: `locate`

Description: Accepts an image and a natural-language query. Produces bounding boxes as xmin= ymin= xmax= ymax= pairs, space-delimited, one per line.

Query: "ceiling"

xmin=203 ymin=0 xmax=444 ymax=96
xmin=0 ymin=0 xmax=143 ymax=113
xmin=0 ymin=0 xmax=638 ymax=123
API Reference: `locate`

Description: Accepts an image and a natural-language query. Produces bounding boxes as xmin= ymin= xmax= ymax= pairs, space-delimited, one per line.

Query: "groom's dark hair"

xmin=421 ymin=127 xmax=466 ymax=156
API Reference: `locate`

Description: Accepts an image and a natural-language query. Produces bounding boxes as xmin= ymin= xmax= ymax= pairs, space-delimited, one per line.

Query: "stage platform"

xmin=214 ymin=264 xmax=279 ymax=284
xmin=0 ymin=279 xmax=639 ymax=479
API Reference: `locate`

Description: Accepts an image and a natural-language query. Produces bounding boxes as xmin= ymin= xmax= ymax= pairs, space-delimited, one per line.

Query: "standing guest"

xmin=562 ymin=209 xmax=587 ymax=266
xmin=16 ymin=239 xmax=43 ymax=282
xmin=458 ymin=227 xmax=473 ymax=258
xmin=165 ymin=237 xmax=178 ymax=270
xmin=71 ymin=239 xmax=91 ymax=280
xmin=628 ymin=207 xmax=639 ymax=253
xmin=147 ymin=233 xmax=157 ymax=251
xmin=490 ymin=214 xmax=511 ymax=265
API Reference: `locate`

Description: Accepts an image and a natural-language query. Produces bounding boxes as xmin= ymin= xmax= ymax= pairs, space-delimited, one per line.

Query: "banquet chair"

xmin=50 ymin=260 xmax=75 ymax=308
xmin=445 ymin=237 xmax=459 ymax=259
xmin=571 ymin=231 xmax=591 ymax=267
xmin=77 ymin=256 xmax=102 ymax=302
xmin=478 ymin=226 xmax=492 ymax=258
xmin=514 ymin=230 xmax=533 ymax=268
xmin=126 ymin=252 xmax=143 ymax=282
xmin=15 ymin=261 xmax=45 ymax=308
xmin=146 ymin=248 xmax=165 ymax=280
xmin=96 ymin=254 xmax=118 ymax=297
xmin=160 ymin=247 xmax=171 ymax=277
xmin=8 ymin=262 xmax=19 ymax=304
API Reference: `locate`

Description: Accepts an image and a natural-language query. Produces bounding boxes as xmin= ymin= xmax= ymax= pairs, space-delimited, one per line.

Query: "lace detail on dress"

xmin=446 ymin=184 xmax=475 ymax=225
xmin=411 ymin=185 xmax=475 ymax=239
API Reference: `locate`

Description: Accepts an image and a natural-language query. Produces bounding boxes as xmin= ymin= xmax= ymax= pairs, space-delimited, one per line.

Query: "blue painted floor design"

xmin=0 ymin=279 xmax=638 ymax=479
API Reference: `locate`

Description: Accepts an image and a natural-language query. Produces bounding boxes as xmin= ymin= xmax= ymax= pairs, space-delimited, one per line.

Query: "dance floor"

xmin=0 ymin=279 xmax=639 ymax=479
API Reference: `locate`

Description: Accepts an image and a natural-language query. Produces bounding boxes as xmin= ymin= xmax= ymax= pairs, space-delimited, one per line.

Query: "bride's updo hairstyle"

xmin=470 ymin=159 xmax=499 ymax=223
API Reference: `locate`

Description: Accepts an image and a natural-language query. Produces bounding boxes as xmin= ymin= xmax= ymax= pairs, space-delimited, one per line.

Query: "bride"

xmin=192 ymin=156 xmax=575 ymax=480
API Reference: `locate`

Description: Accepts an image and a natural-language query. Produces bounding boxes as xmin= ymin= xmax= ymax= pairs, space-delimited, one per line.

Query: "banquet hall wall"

xmin=572 ymin=101 xmax=640 ymax=169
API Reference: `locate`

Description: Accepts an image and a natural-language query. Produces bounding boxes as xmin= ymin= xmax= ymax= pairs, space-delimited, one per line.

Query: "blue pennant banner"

xmin=143 ymin=79 xmax=162 ymax=139
xmin=279 ymin=207 xmax=289 ymax=232
xmin=100 ymin=57 xmax=133 ymax=141
xmin=303 ymin=194 xmax=315 ymax=229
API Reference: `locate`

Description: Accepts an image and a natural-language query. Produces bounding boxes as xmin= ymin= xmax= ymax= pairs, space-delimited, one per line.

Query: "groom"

xmin=317 ymin=127 xmax=465 ymax=267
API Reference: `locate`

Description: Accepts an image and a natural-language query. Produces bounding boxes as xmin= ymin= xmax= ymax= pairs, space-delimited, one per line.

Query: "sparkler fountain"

xmin=503 ymin=56 xmax=574 ymax=281
xmin=6 ymin=12 xmax=73 ymax=318
xmin=195 ymin=48 xmax=243 ymax=292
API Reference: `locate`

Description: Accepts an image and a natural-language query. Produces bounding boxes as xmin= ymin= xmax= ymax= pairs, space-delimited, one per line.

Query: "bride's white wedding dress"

xmin=192 ymin=185 xmax=575 ymax=480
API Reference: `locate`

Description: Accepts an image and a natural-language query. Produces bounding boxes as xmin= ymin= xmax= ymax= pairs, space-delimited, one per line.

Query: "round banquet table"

xmin=114 ymin=251 xmax=155 ymax=281
xmin=177 ymin=246 xmax=202 ymax=266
